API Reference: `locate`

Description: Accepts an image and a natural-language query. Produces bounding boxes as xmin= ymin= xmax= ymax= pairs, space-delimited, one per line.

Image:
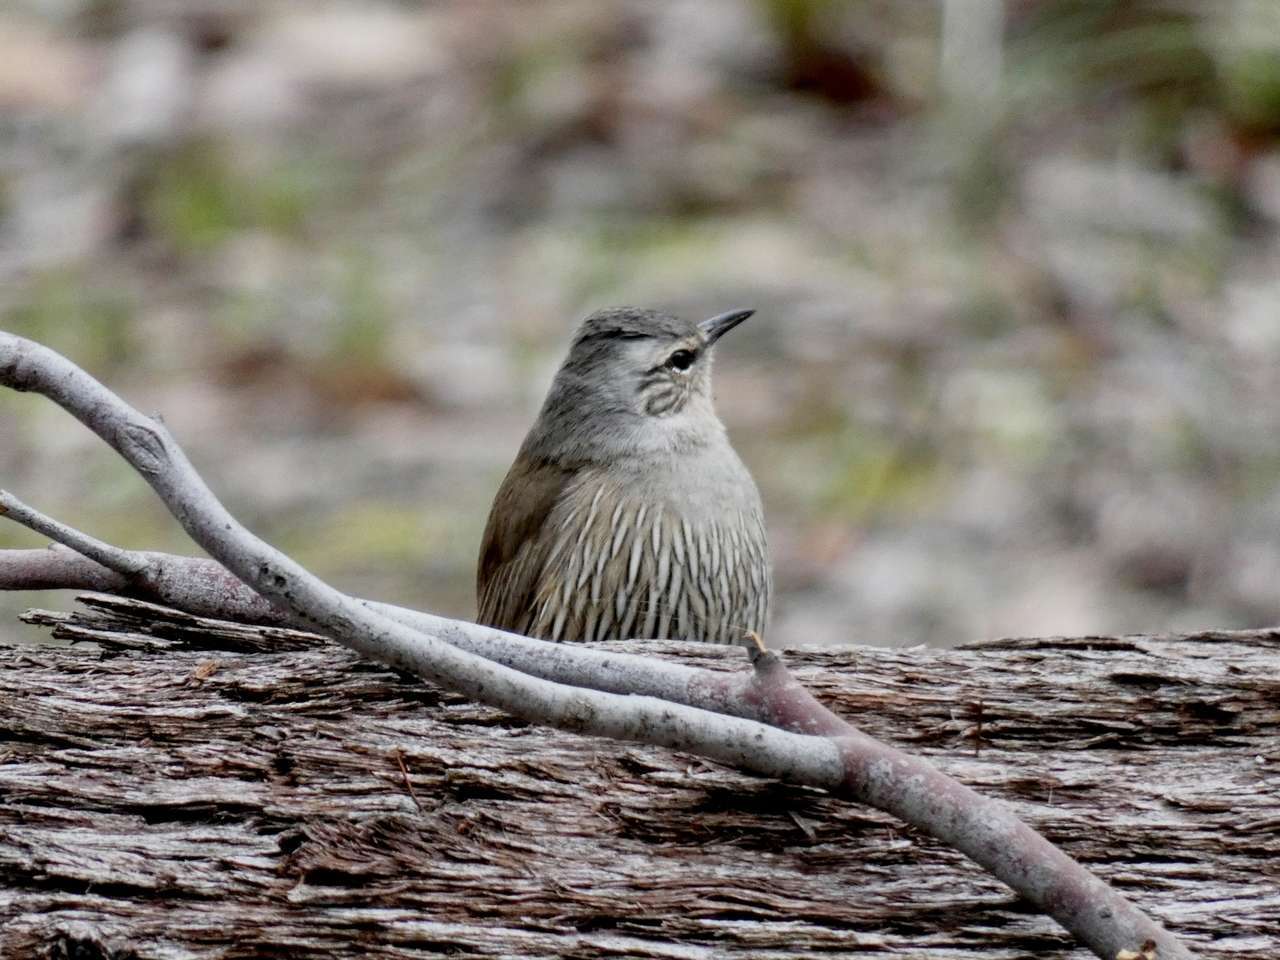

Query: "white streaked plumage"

xmin=477 ymin=306 xmax=770 ymax=645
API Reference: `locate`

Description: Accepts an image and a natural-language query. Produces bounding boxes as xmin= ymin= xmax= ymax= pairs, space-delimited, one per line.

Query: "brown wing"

xmin=476 ymin=454 xmax=574 ymax=633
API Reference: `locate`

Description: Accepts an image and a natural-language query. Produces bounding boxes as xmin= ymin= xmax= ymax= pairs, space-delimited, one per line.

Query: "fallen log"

xmin=2 ymin=595 xmax=1274 ymax=958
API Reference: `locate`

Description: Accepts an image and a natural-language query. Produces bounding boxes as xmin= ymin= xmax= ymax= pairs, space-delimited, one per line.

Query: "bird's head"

xmin=530 ymin=306 xmax=754 ymax=460
xmin=566 ymin=306 xmax=752 ymax=414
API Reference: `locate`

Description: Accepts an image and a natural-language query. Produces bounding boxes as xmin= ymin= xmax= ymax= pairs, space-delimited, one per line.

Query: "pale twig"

xmin=0 ymin=490 xmax=149 ymax=576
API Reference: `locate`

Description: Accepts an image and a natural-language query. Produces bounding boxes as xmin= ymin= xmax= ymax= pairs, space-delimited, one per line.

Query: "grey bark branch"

xmin=0 ymin=545 xmax=136 ymax=594
xmin=0 ymin=330 xmax=1197 ymax=959
xmin=0 ymin=540 xmax=285 ymax=624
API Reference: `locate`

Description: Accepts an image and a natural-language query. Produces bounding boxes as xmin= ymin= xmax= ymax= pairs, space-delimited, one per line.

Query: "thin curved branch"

xmin=0 ymin=496 xmax=148 ymax=575
xmin=0 ymin=331 xmax=1195 ymax=960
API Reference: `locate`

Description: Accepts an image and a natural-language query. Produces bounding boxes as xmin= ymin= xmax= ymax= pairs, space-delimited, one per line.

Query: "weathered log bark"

xmin=2 ymin=595 xmax=1274 ymax=958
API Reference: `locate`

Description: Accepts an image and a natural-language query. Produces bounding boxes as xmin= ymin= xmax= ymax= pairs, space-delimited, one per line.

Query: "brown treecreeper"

xmin=477 ymin=307 xmax=770 ymax=645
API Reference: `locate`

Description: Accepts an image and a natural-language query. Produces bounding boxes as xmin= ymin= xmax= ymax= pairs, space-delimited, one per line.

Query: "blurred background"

xmin=3 ymin=0 xmax=1280 ymax=648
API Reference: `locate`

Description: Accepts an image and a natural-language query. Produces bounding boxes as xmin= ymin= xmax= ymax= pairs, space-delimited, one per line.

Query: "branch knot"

xmin=119 ymin=422 xmax=171 ymax=476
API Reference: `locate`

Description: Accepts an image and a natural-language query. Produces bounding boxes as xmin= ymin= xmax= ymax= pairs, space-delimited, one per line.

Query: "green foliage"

xmin=144 ymin=144 xmax=319 ymax=255
xmin=997 ymin=7 xmax=1211 ymax=156
xmin=332 ymin=255 xmax=393 ymax=365
xmin=3 ymin=271 xmax=133 ymax=370
xmin=1222 ymin=47 xmax=1280 ymax=134
xmin=820 ymin=427 xmax=944 ymax=522
xmin=284 ymin=502 xmax=438 ymax=571
xmin=759 ymin=0 xmax=845 ymax=40
xmin=146 ymin=147 xmax=238 ymax=253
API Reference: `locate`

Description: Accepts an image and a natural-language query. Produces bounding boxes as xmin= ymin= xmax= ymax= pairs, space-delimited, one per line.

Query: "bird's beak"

xmin=698 ymin=308 xmax=755 ymax=345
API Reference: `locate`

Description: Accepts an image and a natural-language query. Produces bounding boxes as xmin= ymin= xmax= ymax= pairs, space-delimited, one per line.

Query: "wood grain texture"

xmin=3 ymin=595 xmax=1277 ymax=958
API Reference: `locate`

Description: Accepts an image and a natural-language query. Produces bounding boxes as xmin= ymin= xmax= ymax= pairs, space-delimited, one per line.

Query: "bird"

xmin=476 ymin=306 xmax=771 ymax=645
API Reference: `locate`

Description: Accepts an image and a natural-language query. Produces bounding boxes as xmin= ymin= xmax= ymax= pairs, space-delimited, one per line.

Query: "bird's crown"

xmin=572 ymin=307 xmax=697 ymax=345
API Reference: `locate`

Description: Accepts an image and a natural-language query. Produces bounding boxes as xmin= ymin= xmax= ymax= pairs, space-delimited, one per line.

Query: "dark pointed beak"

xmin=698 ymin=308 xmax=755 ymax=345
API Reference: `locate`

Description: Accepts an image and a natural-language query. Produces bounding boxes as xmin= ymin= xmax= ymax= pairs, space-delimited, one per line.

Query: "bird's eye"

xmin=665 ymin=349 xmax=697 ymax=371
